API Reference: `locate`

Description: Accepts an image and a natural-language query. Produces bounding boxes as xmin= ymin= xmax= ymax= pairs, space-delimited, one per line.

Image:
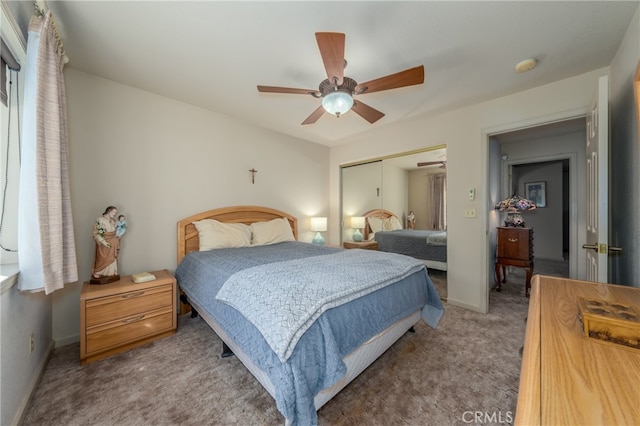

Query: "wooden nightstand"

xmin=80 ymin=269 xmax=177 ymax=365
xmin=495 ymin=227 xmax=533 ymax=296
xmin=343 ymin=240 xmax=379 ymax=250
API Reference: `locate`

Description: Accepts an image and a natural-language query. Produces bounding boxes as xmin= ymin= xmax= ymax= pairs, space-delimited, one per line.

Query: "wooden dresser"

xmin=516 ymin=275 xmax=640 ymax=425
xmin=80 ymin=269 xmax=177 ymax=365
xmin=495 ymin=227 xmax=533 ymax=296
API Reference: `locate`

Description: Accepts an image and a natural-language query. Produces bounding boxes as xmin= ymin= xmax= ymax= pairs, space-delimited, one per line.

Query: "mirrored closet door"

xmin=340 ymin=146 xmax=447 ymax=244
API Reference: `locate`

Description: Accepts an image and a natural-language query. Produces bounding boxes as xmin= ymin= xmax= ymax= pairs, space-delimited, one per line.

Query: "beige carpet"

xmin=22 ymin=270 xmax=529 ymax=426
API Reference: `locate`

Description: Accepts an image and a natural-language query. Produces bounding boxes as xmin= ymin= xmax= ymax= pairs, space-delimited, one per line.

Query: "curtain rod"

xmin=34 ymin=1 xmax=70 ymax=64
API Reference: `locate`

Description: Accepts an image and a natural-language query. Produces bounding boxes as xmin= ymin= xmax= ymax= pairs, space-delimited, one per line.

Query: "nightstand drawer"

xmin=86 ymin=284 xmax=173 ymax=327
xmin=86 ymin=307 xmax=173 ymax=354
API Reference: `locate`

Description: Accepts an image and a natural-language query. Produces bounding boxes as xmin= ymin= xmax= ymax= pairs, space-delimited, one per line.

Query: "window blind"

xmin=1 ymin=38 xmax=21 ymax=106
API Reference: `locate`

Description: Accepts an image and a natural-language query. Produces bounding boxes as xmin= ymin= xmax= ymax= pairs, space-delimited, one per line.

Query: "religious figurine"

xmin=91 ymin=205 xmax=123 ymax=284
xmin=407 ymin=210 xmax=415 ymax=229
xmin=116 ymin=214 xmax=127 ymax=238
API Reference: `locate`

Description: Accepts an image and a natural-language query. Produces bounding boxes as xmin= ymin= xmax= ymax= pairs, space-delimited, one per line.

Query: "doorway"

xmin=489 ymin=117 xmax=586 ymax=297
xmin=511 ymin=159 xmax=570 ymax=278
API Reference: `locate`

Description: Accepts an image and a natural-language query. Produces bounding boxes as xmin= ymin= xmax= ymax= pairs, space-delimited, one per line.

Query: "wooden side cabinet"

xmin=80 ymin=269 xmax=177 ymax=365
xmin=495 ymin=227 xmax=533 ymax=296
xmin=343 ymin=240 xmax=379 ymax=250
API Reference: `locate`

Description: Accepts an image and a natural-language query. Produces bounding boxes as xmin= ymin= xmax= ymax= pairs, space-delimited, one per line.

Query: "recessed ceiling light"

xmin=515 ymin=58 xmax=537 ymax=73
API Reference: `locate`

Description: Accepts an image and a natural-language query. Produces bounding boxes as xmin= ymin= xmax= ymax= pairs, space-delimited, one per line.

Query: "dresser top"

xmin=516 ymin=276 xmax=640 ymax=424
xmin=81 ymin=269 xmax=174 ymax=300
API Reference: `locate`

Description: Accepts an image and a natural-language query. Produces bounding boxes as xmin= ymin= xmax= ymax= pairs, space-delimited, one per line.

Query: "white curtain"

xmin=426 ymin=172 xmax=447 ymax=230
xmin=18 ymin=11 xmax=77 ymax=294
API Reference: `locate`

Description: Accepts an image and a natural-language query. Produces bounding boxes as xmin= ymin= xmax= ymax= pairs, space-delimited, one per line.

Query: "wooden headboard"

xmin=177 ymin=205 xmax=298 ymax=265
xmin=362 ymin=209 xmax=398 ymax=241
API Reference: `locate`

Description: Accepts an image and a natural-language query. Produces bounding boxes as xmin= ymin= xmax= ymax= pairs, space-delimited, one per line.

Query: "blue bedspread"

xmin=217 ymin=250 xmax=428 ymax=362
xmin=175 ymin=241 xmax=444 ymax=426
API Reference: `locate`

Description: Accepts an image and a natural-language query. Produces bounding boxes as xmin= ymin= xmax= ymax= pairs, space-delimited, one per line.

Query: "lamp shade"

xmin=350 ymin=216 xmax=365 ymax=242
xmin=310 ymin=217 xmax=327 ymax=232
xmin=310 ymin=217 xmax=327 ymax=245
xmin=322 ymin=91 xmax=353 ymax=116
xmin=495 ymin=194 xmax=536 ymax=227
xmin=350 ymin=216 xmax=365 ymax=229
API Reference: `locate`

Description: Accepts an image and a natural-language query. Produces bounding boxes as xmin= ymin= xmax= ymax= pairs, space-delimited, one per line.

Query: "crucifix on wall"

xmin=249 ymin=168 xmax=258 ymax=184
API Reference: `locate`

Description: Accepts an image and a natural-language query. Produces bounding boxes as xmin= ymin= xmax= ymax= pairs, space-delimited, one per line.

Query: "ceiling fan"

xmin=257 ymin=32 xmax=425 ymax=125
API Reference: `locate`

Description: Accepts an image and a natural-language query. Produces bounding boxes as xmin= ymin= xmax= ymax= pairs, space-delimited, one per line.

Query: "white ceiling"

xmin=5 ymin=1 xmax=638 ymax=148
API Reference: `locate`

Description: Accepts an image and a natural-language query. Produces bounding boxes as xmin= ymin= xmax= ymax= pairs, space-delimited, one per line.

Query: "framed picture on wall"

xmin=525 ymin=181 xmax=546 ymax=208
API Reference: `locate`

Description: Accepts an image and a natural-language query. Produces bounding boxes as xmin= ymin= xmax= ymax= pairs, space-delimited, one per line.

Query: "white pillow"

xmin=193 ymin=219 xmax=252 ymax=251
xmin=367 ymin=217 xmax=383 ymax=233
xmin=383 ymin=216 xmax=403 ymax=231
xmin=251 ymin=217 xmax=295 ymax=246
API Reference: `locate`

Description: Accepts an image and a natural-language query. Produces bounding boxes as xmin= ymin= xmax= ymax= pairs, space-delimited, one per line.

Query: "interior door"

xmin=584 ymin=75 xmax=609 ymax=282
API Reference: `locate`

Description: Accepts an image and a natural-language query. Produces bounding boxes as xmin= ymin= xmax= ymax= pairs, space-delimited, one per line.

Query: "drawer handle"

xmin=123 ymin=315 xmax=145 ymax=324
xmin=508 ymin=238 xmax=519 ymax=243
xmin=122 ymin=291 xmax=145 ymax=299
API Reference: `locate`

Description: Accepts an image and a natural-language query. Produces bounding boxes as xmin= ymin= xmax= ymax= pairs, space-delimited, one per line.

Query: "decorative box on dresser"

xmin=80 ymin=269 xmax=177 ymax=365
xmin=495 ymin=227 xmax=533 ymax=296
xmin=343 ymin=240 xmax=379 ymax=250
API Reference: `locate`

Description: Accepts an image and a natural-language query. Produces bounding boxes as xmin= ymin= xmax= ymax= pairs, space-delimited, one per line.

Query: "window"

xmin=0 ymin=15 xmax=24 ymax=266
xmin=1 ymin=38 xmax=21 ymax=106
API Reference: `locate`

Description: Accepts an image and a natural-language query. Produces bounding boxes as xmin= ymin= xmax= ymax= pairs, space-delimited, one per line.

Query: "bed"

xmin=363 ymin=209 xmax=447 ymax=271
xmin=175 ymin=205 xmax=444 ymax=425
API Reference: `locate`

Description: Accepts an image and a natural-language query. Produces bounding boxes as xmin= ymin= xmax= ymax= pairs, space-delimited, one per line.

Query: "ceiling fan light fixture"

xmin=322 ymin=91 xmax=353 ymax=116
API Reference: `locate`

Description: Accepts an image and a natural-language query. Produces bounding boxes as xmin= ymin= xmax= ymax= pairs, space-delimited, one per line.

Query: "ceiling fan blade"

xmin=351 ymin=100 xmax=385 ymax=124
xmin=316 ymin=32 xmax=345 ymax=86
xmin=257 ymin=85 xmax=319 ymax=96
xmin=417 ymin=161 xmax=446 ymax=167
xmin=355 ymin=65 xmax=425 ymax=95
xmin=301 ymin=105 xmax=326 ymax=125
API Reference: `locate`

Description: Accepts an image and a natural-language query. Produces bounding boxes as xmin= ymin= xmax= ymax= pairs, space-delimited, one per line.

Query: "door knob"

xmin=582 ymin=243 xmax=623 ymax=254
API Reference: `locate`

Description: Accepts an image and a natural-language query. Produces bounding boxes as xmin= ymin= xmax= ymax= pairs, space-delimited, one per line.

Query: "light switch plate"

xmin=464 ymin=208 xmax=477 ymax=218
xmin=468 ymin=187 xmax=476 ymax=201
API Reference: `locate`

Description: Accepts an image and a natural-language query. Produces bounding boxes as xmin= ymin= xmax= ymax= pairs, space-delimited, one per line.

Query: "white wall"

xmin=51 ymin=69 xmax=330 ymax=346
xmin=330 ymin=69 xmax=607 ymax=313
xmin=610 ymin=6 xmax=640 ymax=286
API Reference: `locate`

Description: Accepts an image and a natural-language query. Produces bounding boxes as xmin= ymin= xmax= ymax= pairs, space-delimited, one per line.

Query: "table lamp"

xmin=351 ymin=216 xmax=365 ymax=242
xmin=495 ymin=194 xmax=537 ymax=227
xmin=310 ymin=217 xmax=327 ymax=245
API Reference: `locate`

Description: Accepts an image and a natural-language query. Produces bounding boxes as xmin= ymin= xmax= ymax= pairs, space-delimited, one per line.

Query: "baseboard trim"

xmin=447 ymin=297 xmax=486 ymax=314
xmin=55 ymin=334 xmax=80 ymax=348
xmin=12 ymin=339 xmax=54 ymax=426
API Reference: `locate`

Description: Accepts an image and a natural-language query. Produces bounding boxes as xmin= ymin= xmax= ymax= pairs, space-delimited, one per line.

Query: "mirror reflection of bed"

xmin=362 ymin=209 xmax=447 ymax=298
